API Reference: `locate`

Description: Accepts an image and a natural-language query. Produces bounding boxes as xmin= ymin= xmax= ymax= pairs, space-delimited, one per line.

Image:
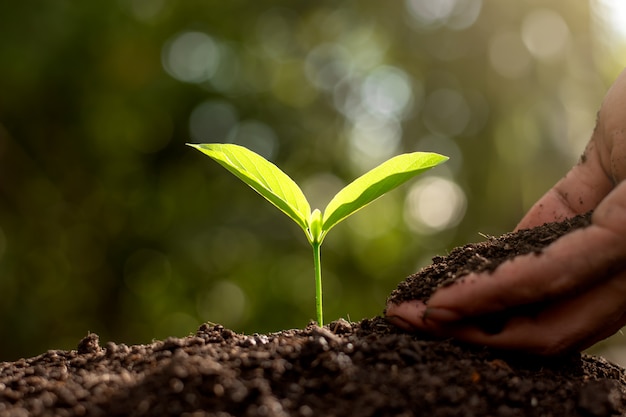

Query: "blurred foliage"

xmin=0 ymin=0 xmax=624 ymax=361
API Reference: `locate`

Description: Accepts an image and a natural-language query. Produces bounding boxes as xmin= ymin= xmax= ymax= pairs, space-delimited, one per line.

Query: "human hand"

xmin=386 ymin=68 xmax=626 ymax=355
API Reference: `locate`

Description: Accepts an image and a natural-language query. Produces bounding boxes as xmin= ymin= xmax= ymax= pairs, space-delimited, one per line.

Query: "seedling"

xmin=189 ymin=143 xmax=448 ymax=326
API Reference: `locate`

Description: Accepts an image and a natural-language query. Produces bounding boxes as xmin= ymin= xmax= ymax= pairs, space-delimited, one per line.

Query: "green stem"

xmin=312 ymin=241 xmax=323 ymax=326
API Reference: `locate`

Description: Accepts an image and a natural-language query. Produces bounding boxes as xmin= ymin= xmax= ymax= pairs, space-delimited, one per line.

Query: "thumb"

xmin=515 ymin=137 xmax=613 ymax=231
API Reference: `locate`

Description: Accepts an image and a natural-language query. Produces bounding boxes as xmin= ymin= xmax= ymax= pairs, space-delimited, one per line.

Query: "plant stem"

xmin=312 ymin=241 xmax=323 ymax=326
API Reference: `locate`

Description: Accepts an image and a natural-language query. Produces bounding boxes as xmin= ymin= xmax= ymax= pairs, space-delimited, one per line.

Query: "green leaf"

xmin=321 ymin=152 xmax=448 ymax=240
xmin=188 ymin=143 xmax=311 ymax=233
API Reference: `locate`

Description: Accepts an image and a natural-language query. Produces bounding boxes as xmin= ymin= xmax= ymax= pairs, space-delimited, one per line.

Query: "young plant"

xmin=189 ymin=143 xmax=448 ymax=326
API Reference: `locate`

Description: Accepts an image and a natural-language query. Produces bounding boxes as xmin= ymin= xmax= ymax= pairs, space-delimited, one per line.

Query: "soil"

xmin=2 ymin=211 xmax=626 ymax=417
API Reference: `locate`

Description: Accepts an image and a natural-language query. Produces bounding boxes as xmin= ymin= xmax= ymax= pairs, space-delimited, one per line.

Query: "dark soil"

xmin=2 ymin=212 xmax=626 ymax=417
xmin=387 ymin=211 xmax=593 ymax=304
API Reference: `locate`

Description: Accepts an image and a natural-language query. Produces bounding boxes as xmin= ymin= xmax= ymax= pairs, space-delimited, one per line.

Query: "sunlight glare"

xmin=596 ymin=0 xmax=626 ymax=41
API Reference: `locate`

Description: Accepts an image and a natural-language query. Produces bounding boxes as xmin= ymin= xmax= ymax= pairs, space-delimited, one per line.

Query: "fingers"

xmin=386 ymin=180 xmax=626 ymax=353
xmin=386 ymin=270 xmax=626 ymax=355
xmin=515 ymin=137 xmax=614 ymax=231
xmin=424 ymin=268 xmax=626 ymax=355
xmin=385 ymin=300 xmax=427 ymax=331
xmin=386 ymin=300 xmax=468 ymax=340
xmin=515 ymin=68 xmax=626 ymax=231
xmin=424 ymin=229 xmax=620 ymax=318
xmin=425 ymin=179 xmax=626 ymax=318
xmin=600 ymin=67 xmax=626 ymax=183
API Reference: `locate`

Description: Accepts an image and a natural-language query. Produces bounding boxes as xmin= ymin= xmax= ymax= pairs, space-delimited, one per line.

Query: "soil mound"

xmin=2 ymin=212 xmax=625 ymax=417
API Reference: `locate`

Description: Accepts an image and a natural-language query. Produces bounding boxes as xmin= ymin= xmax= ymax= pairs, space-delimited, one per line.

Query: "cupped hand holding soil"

xmin=387 ymin=67 xmax=626 ymax=355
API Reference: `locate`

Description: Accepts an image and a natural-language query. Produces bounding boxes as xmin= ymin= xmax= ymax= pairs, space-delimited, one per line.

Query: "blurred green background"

xmin=0 ymin=0 xmax=625 ymax=362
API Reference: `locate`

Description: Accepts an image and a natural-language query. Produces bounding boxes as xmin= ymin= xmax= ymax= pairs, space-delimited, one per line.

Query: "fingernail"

xmin=423 ymin=307 xmax=462 ymax=322
xmin=386 ymin=315 xmax=417 ymax=331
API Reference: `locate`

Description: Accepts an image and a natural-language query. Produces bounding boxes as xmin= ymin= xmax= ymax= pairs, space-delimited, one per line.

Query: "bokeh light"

xmin=521 ymin=9 xmax=570 ymax=61
xmin=361 ymin=66 xmax=414 ymax=119
xmin=305 ymin=43 xmax=353 ymax=91
xmin=162 ymin=31 xmax=221 ymax=84
xmin=348 ymin=115 xmax=402 ymax=167
xmin=405 ymin=0 xmax=483 ymax=30
xmin=404 ymin=176 xmax=467 ymax=234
